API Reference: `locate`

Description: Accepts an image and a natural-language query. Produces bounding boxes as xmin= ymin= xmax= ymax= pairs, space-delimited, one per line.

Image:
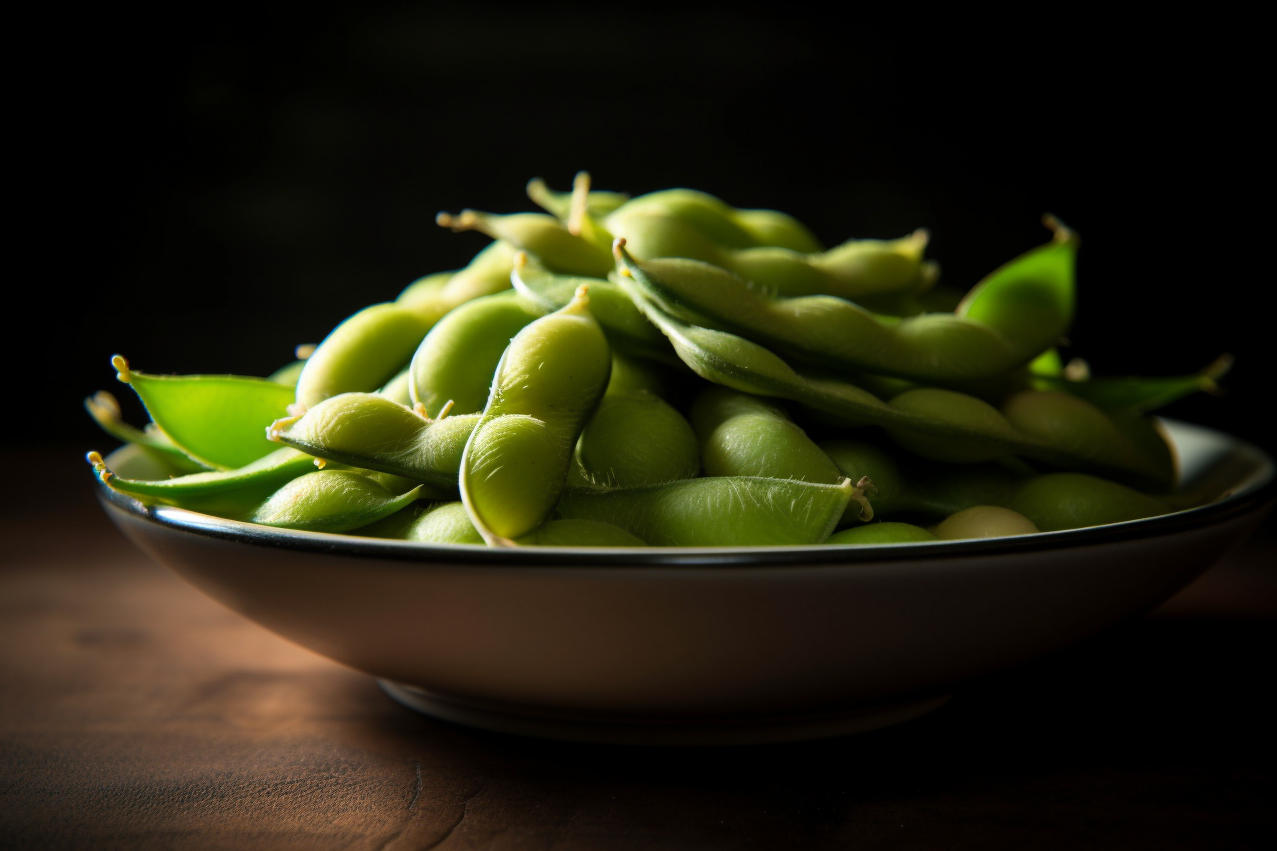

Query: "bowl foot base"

xmin=378 ymin=680 xmax=950 ymax=746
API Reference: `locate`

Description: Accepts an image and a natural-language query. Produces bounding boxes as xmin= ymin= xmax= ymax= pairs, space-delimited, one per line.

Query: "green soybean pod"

xmin=1003 ymin=472 xmax=1170 ymax=531
xmin=409 ymin=289 xmax=545 ymax=416
xmin=568 ymin=390 xmax=701 ymax=490
xmin=555 ymin=476 xmax=860 ymax=547
xmin=689 ymin=386 xmax=843 ymax=485
xmin=460 ymin=285 xmax=611 ymax=544
xmin=250 ymin=469 xmax=425 ymax=533
xmin=295 ymin=302 xmax=435 ymax=411
xmin=437 ymin=209 xmax=614 ymax=278
xmin=268 ymin=393 xmax=478 ymax=492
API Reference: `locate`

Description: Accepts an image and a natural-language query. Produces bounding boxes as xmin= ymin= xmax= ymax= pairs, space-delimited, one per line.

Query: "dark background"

xmin=28 ymin=8 xmax=1271 ymax=456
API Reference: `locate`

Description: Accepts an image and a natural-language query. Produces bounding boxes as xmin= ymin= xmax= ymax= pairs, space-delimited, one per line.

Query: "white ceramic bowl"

xmin=96 ymin=419 xmax=1274 ymax=745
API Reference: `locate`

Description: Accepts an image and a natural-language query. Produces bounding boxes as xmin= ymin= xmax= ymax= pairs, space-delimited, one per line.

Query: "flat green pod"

xmin=112 ymin=356 xmax=297 ymax=470
xmin=84 ymin=390 xmax=210 ymax=475
xmin=87 ymin=447 xmax=318 ymax=520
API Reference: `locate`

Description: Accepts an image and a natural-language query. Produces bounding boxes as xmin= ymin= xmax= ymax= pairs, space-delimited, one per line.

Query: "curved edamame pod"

xmin=616 ymin=226 xmax=1072 ymax=383
xmin=460 ymin=285 xmax=612 ymax=544
xmin=267 ymin=393 xmax=478 ymax=492
xmin=613 ymin=241 xmax=1174 ymax=490
xmin=607 ymin=210 xmax=936 ymax=303
xmin=555 ymin=475 xmax=864 ymax=547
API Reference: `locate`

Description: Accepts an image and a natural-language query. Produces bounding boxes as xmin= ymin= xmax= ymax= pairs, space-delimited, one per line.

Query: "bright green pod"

xmin=409 ymin=289 xmax=545 ymax=416
xmin=294 ymin=302 xmax=435 ymax=411
xmin=87 ymin=446 xmax=319 ymax=520
xmin=250 ymin=469 xmax=425 ymax=533
xmin=554 ymin=476 xmax=860 ymax=547
xmin=267 ymin=393 xmax=478 ymax=492
xmin=112 ymin=355 xmax=297 ymax=470
xmin=956 ymin=216 xmax=1077 ymax=366
xmin=366 ymin=501 xmax=486 ymax=544
xmin=437 ymin=209 xmax=613 ymax=278
xmin=84 ymin=390 xmax=210 ymax=474
xmin=826 ymin=522 xmax=938 ymax=545
xmin=460 ymin=287 xmax=612 ymax=544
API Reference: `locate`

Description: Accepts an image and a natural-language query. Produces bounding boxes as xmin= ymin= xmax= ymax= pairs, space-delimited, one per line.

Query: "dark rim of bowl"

xmin=95 ymin=422 xmax=1277 ymax=569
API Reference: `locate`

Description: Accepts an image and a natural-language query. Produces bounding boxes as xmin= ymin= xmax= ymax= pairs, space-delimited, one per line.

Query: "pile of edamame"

xmin=87 ymin=174 xmax=1231 ymax=547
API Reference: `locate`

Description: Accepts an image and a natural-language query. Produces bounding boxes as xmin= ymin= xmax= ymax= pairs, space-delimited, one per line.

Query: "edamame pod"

xmin=617 ymin=228 xmax=1071 ymax=383
xmin=568 ymin=390 xmax=701 ymax=490
xmin=460 ymin=285 xmax=611 ymax=544
xmin=437 ymin=209 xmax=613 ymax=278
xmin=613 ymin=241 xmax=1173 ymax=490
xmin=84 ymin=390 xmax=210 ymax=474
xmin=250 ymin=469 xmax=425 ymax=532
xmin=295 ymin=302 xmax=436 ymax=410
xmin=267 ymin=393 xmax=478 ymax=492
xmin=689 ymin=386 xmax=842 ymax=485
xmin=555 ymin=476 xmax=863 ymax=547
xmin=87 ymin=447 xmax=318 ymax=519
xmin=113 ymin=356 xmax=296 ymax=470
xmin=409 ymin=288 xmax=545 ymax=416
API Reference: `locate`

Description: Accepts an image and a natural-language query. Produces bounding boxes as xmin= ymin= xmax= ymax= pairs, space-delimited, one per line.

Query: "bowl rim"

xmin=95 ymin=418 xmax=1276 ymax=569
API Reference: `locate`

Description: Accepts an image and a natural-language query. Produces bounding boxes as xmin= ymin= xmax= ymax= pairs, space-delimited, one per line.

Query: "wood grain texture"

xmin=2 ymin=448 xmax=1274 ymax=849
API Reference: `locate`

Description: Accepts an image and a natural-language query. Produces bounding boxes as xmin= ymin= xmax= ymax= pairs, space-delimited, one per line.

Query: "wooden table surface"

xmin=3 ymin=448 xmax=1275 ymax=850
